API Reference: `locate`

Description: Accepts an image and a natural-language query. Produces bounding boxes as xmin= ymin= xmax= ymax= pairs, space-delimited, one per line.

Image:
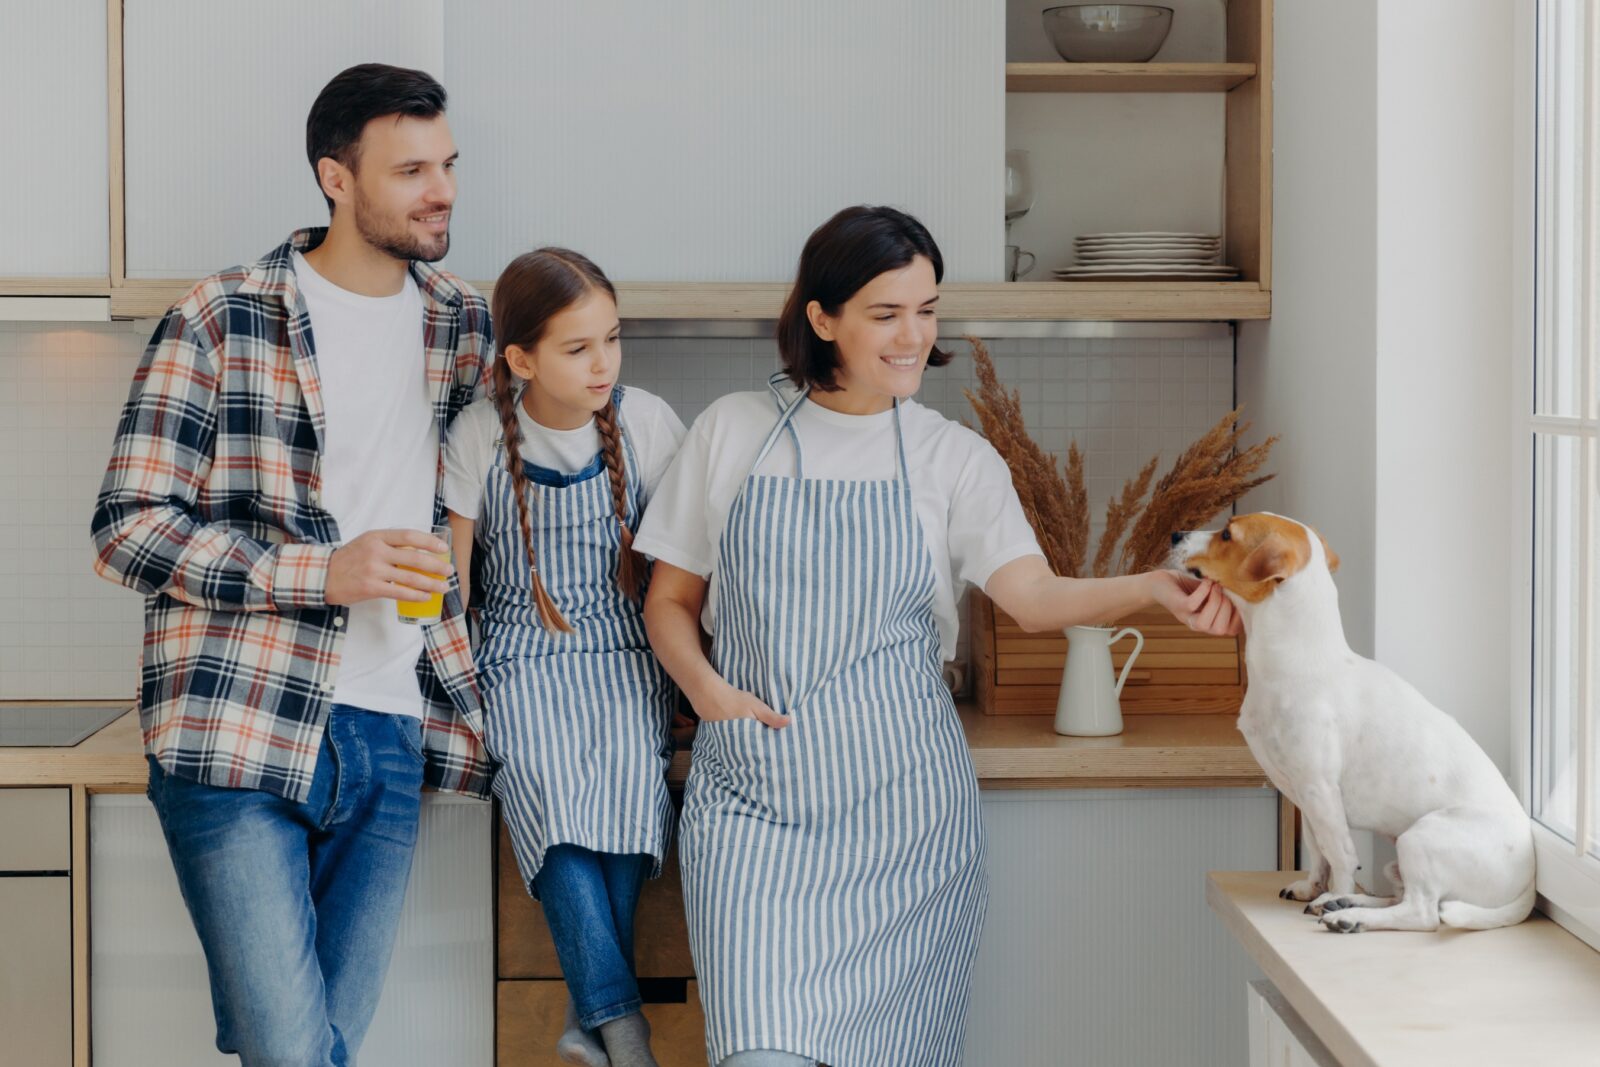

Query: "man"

xmin=91 ymin=64 xmax=491 ymax=1066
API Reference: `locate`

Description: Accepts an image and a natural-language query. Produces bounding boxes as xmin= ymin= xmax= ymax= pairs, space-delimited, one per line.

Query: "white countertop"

xmin=1208 ymin=871 xmax=1600 ymax=1067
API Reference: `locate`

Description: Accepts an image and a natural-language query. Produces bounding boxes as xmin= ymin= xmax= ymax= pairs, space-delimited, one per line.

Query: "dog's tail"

xmin=1438 ymin=878 xmax=1536 ymax=930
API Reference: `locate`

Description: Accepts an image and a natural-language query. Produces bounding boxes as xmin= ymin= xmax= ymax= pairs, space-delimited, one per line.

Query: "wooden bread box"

xmin=969 ymin=590 xmax=1246 ymax=716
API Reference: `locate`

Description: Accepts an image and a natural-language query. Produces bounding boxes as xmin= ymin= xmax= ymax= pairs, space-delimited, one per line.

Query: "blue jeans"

xmin=146 ymin=707 xmax=426 ymax=1067
xmin=534 ymin=843 xmax=651 ymax=1030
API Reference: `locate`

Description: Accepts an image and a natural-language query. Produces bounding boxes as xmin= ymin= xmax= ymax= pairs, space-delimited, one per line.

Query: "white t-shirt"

xmin=442 ymin=387 xmax=687 ymax=521
xmin=633 ymin=385 xmax=1044 ymax=661
xmin=294 ymin=251 xmax=435 ymax=720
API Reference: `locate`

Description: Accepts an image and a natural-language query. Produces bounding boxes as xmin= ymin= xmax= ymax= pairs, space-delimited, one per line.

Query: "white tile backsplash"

xmin=0 ymin=321 xmax=150 ymax=699
xmin=0 ymin=321 xmax=1231 ymax=697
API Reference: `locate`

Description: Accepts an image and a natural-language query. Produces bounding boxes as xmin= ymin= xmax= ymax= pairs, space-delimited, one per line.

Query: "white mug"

xmin=1005 ymin=244 xmax=1037 ymax=282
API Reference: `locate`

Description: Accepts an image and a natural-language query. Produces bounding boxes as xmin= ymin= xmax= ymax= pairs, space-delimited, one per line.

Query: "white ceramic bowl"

xmin=1041 ymin=5 xmax=1175 ymax=63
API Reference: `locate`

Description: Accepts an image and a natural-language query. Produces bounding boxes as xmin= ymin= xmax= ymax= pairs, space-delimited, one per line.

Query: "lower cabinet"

xmin=0 ymin=787 xmax=73 ymax=1067
xmin=1246 ymin=980 xmax=1338 ymax=1067
xmin=962 ymin=787 xmax=1279 ymax=1066
xmin=90 ymin=793 xmax=495 ymax=1066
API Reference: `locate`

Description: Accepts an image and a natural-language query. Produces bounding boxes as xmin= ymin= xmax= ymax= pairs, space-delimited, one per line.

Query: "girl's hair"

xmin=775 ymin=205 xmax=952 ymax=392
xmin=488 ymin=248 xmax=645 ymax=632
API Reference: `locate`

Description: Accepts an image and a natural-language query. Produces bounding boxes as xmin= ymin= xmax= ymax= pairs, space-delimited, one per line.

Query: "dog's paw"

xmin=1303 ymin=891 xmax=1340 ymax=916
xmin=1321 ymin=914 xmax=1364 ymax=934
xmin=1279 ymin=879 xmax=1324 ymax=902
xmin=1319 ymin=897 xmax=1357 ymax=913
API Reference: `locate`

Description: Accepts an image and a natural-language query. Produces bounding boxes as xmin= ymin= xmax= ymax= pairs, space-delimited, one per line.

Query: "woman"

xmin=635 ymin=206 xmax=1238 ymax=1067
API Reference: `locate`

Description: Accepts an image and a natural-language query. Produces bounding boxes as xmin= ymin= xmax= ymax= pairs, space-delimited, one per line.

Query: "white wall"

xmin=1236 ymin=0 xmax=1379 ymax=658
xmin=1240 ymin=0 xmax=1518 ymax=774
xmin=1373 ymin=2 xmax=1516 ymax=770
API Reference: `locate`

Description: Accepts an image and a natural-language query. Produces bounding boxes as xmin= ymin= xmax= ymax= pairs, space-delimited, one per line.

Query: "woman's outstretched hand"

xmin=1148 ymin=570 xmax=1242 ymax=636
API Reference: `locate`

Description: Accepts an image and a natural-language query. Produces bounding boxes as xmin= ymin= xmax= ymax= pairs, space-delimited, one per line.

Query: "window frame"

xmin=1517 ymin=0 xmax=1600 ymax=950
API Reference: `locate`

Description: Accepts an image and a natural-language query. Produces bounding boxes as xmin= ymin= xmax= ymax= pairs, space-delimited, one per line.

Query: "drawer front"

xmin=0 ymin=876 xmax=73 ymax=1066
xmin=497 ymin=979 xmax=705 ymax=1067
xmin=0 ymin=788 xmax=70 ymax=872
xmin=497 ymin=821 xmax=694 ymax=979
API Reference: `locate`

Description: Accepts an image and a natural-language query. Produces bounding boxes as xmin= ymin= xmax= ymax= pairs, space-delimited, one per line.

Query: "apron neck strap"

xmin=747 ymin=372 xmax=911 ymax=484
xmin=749 ymin=373 xmax=811 ymax=478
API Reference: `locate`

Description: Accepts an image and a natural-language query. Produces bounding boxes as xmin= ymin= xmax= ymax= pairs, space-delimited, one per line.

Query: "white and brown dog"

xmin=1172 ymin=513 xmax=1534 ymax=933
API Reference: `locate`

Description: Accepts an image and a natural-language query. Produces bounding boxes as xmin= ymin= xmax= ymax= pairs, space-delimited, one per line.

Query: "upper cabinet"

xmin=6 ymin=0 xmax=1269 ymax=319
xmin=121 ymin=0 xmax=444 ymax=278
xmin=120 ymin=0 xmax=1002 ymax=283
xmin=0 ymin=0 xmax=110 ymax=279
xmin=439 ymin=0 xmax=1004 ymax=283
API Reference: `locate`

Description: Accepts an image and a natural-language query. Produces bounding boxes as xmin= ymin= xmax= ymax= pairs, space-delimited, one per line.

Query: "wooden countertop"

xmin=0 ymin=705 xmax=1264 ymax=791
xmin=1208 ymin=870 xmax=1600 ymax=1067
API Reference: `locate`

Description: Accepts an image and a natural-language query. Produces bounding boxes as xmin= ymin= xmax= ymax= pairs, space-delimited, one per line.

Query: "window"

xmin=1525 ymin=0 xmax=1600 ymax=944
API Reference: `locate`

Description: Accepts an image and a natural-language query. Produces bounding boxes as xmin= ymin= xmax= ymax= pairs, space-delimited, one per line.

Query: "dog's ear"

xmin=1241 ymin=532 xmax=1295 ymax=585
xmin=1317 ymin=532 xmax=1340 ymax=573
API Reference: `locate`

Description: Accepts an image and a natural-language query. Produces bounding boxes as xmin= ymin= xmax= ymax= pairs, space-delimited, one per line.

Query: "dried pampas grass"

xmin=962 ymin=340 xmax=1088 ymax=577
xmin=962 ymin=336 xmax=1277 ymax=577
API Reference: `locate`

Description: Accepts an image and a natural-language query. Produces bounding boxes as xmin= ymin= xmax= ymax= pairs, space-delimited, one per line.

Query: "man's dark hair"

xmin=305 ymin=63 xmax=448 ymax=213
xmin=776 ymin=205 xmax=951 ymax=392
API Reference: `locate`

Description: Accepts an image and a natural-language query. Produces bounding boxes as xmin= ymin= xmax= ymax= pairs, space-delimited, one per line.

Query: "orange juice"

xmin=395 ymin=554 xmax=448 ymax=624
xmin=396 ymin=524 xmax=452 ymax=625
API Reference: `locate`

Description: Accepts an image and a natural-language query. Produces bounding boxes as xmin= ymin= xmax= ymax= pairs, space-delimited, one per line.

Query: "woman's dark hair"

xmin=305 ymin=64 xmax=448 ymax=213
xmin=776 ymin=205 xmax=952 ymax=391
xmin=489 ymin=249 xmax=644 ymax=632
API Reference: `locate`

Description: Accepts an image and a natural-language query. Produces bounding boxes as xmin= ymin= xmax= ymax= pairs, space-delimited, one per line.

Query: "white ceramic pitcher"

xmin=1054 ymin=625 xmax=1145 ymax=737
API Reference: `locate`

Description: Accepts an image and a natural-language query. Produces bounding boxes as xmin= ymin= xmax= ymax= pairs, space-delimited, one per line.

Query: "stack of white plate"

xmin=1054 ymin=233 xmax=1238 ymax=280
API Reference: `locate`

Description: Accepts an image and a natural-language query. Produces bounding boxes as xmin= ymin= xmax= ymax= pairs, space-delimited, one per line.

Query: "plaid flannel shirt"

xmin=91 ymin=228 xmax=495 ymax=801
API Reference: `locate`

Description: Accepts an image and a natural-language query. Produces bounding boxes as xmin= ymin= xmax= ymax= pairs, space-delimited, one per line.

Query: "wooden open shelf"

xmin=1004 ymin=0 xmax=1273 ymax=294
xmin=1005 ymin=62 xmax=1257 ymax=93
xmin=101 ymin=279 xmax=1269 ymax=322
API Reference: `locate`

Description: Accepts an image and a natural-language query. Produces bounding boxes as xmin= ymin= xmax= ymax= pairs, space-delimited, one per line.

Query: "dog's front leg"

xmin=1297 ymin=785 xmax=1360 ymax=915
xmin=1279 ymin=819 xmax=1330 ymax=902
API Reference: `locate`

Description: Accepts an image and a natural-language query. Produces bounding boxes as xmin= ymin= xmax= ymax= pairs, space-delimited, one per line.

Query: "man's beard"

xmin=353 ymin=186 xmax=450 ymax=263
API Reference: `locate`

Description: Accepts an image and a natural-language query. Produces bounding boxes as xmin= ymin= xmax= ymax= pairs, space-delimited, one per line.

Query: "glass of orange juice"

xmin=396 ymin=524 xmax=451 ymax=626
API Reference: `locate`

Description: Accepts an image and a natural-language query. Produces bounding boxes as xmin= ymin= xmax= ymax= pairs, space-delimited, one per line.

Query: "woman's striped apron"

xmin=477 ymin=385 xmax=676 ymax=893
xmin=682 ymin=377 xmax=988 ymax=1067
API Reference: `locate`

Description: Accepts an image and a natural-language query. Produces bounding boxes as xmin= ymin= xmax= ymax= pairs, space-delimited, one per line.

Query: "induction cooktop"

xmin=0 ymin=704 xmax=133 ymax=747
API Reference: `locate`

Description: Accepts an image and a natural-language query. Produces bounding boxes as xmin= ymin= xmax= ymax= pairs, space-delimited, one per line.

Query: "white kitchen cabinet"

xmin=441 ymin=0 xmax=1004 ymax=283
xmin=90 ymin=792 xmax=493 ymax=1067
xmin=121 ymin=1 xmax=1003 ymax=283
xmin=962 ymin=787 xmax=1276 ymax=1067
xmin=121 ymin=0 xmax=443 ymax=278
xmin=0 ymin=788 xmax=73 ymax=1067
xmin=1247 ymin=980 xmax=1339 ymax=1067
xmin=0 ymin=0 xmax=109 ymax=277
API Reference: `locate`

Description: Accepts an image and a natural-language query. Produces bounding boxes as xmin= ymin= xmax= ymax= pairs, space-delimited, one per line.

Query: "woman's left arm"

xmin=984 ymin=555 xmax=1241 ymax=636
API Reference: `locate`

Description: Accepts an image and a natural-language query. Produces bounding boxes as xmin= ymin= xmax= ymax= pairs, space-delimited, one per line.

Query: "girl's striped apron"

xmin=682 ymin=376 xmax=987 ymax=1067
xmin=477 ymin=385 xmax=676 ymax=893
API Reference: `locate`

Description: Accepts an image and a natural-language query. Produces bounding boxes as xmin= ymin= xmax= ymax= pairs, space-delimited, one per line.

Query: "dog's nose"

xmin=1171 ymin=531 xmax=1187 ymax=546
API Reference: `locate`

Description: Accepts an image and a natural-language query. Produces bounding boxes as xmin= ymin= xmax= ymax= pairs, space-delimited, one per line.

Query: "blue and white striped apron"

xmin=682 ymin=377 xmax=988 ymax=1067
xmin=477 ymin=386 xmax=676 ymax=894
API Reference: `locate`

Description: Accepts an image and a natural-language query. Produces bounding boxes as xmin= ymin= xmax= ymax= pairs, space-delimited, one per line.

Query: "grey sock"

xmin=599 ymin=1010 xmax=659 ymax=1067
xmin=556 ymin=997 xmax=610 ymax=1067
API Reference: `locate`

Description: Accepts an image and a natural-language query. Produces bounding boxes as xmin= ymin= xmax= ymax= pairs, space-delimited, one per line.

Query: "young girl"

xmin=443 ymin=248 xmax=685 ymax=1067
xmin=636 ymin=206 xmax=1238 ymax=1067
